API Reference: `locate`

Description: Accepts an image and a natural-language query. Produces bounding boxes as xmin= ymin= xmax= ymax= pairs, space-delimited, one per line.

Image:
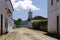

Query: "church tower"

xmin=28 ymin=9 xmax=32 ymax=21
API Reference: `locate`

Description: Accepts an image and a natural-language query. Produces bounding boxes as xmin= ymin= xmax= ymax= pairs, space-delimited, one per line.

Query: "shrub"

xmin=32 ymin=20 xmax=47 ymax=31
xmin=32 ymin=22 xmax=40 ymax=30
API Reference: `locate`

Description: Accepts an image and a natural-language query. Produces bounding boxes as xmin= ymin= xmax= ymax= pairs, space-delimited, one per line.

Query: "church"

xmin=20 ymin=9 xmax=33 ymax=28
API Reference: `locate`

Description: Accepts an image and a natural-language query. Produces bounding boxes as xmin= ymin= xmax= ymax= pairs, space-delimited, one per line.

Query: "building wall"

xmin=48 ymin=0 xmax=60 ymax=34
xmin=48 ymin=10 xmax=57 ymax=33
xmin=56 ymin=8 xmax=60 ymax=34
xmin=0 ymin=0 xmax=14 ymax=34
xmin=5 ymin=0 xmax=13 ymax=12
xmin=0 ymin=0 xmax=6 ymax=34
xmin=48 ymin=0 xmax=56 ymax=13
xmin=28 ymin=21 xmax=33 ymax=28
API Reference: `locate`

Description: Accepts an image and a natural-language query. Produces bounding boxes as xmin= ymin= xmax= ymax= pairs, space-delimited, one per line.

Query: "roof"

xmin=32 ymin=16 xmax=47 ymax=20
xmin=9 ymin=0 xmax=14 ymax=11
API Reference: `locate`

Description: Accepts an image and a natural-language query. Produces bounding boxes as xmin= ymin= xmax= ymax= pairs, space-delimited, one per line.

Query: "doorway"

xmin=1 ymin=14 xmax=3 ymax=35
xmin=57 ymin=16 xmax=59 ymax=34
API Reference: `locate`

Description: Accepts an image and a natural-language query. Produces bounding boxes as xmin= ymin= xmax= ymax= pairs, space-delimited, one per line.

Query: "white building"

xmin=0 ymin=0 xmax=14 ymax=35
xmin=28 ymin=9 xmax=33 ymax=28
xmin=48 ymin=0 xmax=60 ymax=34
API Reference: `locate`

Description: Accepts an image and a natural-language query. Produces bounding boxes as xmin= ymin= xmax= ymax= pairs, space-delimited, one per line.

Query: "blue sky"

xmin=12 ymin=0 xmax=47 ymax=20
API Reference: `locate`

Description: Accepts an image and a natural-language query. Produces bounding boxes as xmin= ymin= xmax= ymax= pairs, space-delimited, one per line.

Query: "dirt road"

xmin=0 ymin=27 xmax=58 ymax=40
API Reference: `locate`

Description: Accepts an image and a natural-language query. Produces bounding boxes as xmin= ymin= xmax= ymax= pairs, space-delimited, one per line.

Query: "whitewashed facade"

xmin=0 ymin=0 xmax=14 ymax=34
xmin=48 ymin=0 xmax=60 ymax=34
xmin=28 ymin=9 xmax=33 ymax=28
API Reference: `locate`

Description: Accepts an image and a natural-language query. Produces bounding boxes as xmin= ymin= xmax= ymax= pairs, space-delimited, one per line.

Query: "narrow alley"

xmin=0 ymin=27 xmax=58 ymax=40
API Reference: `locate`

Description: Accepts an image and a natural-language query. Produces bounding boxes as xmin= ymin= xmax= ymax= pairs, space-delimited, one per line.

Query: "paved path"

xmin=0 ymin=27 xmax=58 ymax=40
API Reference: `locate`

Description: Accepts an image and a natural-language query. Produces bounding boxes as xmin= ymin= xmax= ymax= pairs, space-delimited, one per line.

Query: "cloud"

xmin=11 ymin=0 xmax=40 ymax=11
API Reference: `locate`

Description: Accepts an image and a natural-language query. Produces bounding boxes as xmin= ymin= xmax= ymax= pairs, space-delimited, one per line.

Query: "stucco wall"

xmin=0 ymin=0 xmax=6 ymax=34
xmin=5 ymin=0 xmax=13 ymax=12
xmin=48 ymin=10 xmax=57 ymax=33
xmin=0 ymin=0 xmax=13 ymax=34
xmin=48 ymin=0 xmax=60 ymax=34
xmin=48 ymin=0 xmax=56 ymax=13
xmin=56 ymin=8 xmax=60 ymax=34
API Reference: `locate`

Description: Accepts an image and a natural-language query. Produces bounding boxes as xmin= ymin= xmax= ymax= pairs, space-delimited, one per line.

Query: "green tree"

xmin=17 ymin=18 xmax=22 ymax=25
xmin=14 ymin=18 xmax=22 ymax=27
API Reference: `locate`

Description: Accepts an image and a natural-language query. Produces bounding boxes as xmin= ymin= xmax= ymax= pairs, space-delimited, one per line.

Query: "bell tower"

xmin=28 ymin=9 xmax=32 ymax=21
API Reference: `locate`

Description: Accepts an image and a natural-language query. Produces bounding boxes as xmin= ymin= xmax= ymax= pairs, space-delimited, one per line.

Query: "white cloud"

xmin=11 ymin=0 xmax=40 ymax=11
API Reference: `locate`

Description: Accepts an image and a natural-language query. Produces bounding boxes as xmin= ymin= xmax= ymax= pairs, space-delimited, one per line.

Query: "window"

xmin=51 ymin=0 xmax=53 ymax=5
xmin=5 ymin=0 xmax=7 ymax=1
xmin=9 ymin=13 xmax=12 ymax=19
xmin=57 ymin=0 xmax=59 ymax=2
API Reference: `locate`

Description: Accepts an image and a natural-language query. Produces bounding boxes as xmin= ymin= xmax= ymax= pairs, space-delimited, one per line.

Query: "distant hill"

xmin=32 ymin=16 xmax=47 ymax=20
xmin=21 ymin=20 xmax=28 ymax=25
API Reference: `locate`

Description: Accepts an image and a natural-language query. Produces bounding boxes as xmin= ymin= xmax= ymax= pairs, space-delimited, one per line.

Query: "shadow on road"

xmin=45 ymin=32 xmax=60 ymax=40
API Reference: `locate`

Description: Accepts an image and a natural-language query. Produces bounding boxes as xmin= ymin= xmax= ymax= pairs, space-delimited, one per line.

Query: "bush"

xmin=32 ymin=22 xmax=40 ymax=30
xmin=32 ymin=20 xmax=47 ymax=31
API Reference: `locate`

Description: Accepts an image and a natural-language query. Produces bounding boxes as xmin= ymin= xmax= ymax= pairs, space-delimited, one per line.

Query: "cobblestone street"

xmin=0 ymin=27 xmax=58 ymax=40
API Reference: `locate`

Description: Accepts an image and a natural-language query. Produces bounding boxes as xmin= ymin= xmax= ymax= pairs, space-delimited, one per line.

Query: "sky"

xmin=11 ymin=0 xmax=47 ymax=20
